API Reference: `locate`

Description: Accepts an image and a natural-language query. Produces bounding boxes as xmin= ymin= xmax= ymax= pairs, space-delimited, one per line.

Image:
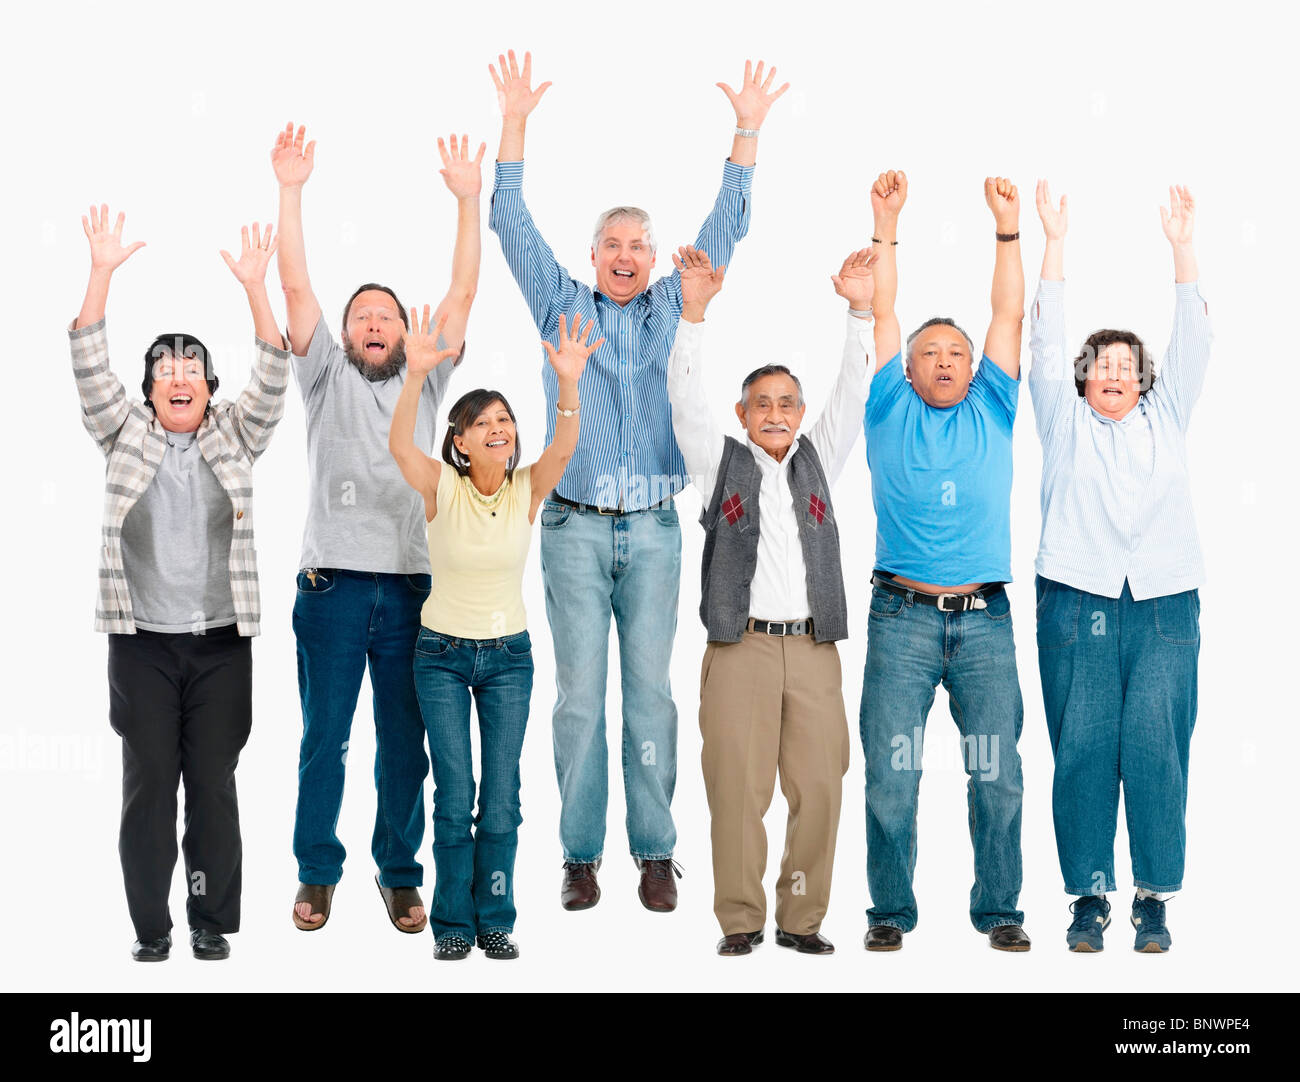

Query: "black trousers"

xmin=107 ymin=625 xmax=253 ymax=940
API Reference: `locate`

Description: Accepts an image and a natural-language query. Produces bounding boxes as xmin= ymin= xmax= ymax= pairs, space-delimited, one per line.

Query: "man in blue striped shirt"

xmin=487 ymin=49 xmax=788 ymax=914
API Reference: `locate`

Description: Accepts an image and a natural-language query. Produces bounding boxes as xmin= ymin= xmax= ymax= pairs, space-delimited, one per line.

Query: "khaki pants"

xmin=699 ymin=631 xmax=851 ymax=936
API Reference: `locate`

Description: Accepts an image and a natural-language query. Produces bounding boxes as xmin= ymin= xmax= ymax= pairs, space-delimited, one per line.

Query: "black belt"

xmin=746 ymin=618 xmax=814 ymax=636
xmin=551 ymin=494 xmax=673 ymax=517
xmin=871 ymin=573 xmax=1005 ymax=613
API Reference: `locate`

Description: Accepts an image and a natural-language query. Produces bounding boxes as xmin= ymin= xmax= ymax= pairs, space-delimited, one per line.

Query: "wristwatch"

xmin=557 ymin=404 xmax=580 ymax=418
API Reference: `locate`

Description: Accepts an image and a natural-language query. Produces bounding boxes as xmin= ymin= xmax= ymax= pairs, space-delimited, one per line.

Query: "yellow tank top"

xmin=421 ymin=464 xmax=533 ymax=639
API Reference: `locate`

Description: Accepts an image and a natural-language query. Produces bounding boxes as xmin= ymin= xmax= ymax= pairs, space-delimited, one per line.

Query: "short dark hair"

xmin=141 ymin=332 xmax=218 ymax=412
xmin=739 ymin=364 xmax=804 ymax=408
xmin=341 ymin=283 xmax=409 ymax=335
xmin=441 ymin=390 xmax=521 ymax=478
xmin=1073 ymin=329 xmax=1154 ymax=396
xmin=906 ymin=317 xmax=975 ymax=361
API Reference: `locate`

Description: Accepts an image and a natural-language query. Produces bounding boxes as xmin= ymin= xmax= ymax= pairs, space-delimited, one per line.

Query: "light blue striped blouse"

xmin=489 ymin=158 xmax=753 ymax=509
xmin=1028 ymin=278 xmax=1212 ymax=601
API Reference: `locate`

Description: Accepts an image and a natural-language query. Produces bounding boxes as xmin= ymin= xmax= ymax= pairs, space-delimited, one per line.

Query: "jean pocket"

xmin=1035 ymin=577 xmax=1080 ymax=650
xmin=296 ymin=568 xmax=336 ymax=595
xmin=503 ymin=631 xmax=532 ymax=657
xmin=980 ymin=588 xmax=1011 ymax=622
xmin=404 ymin=573 xmax=432 ymax=597
xmin=540 ymin=501 xmax=572 ymax=530
xmin=868 ymin=586 xmax=904 ymax=619
xmin=1154 ymin=590 xmax=1199 ymax=646
xmin=651 ymin=505 xmax=679 ymax=528
xmin=415 ymin=629 xmax=451 ymax=656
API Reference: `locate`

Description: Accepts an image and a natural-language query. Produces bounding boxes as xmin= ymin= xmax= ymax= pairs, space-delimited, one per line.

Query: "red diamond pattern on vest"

xmin=722 ymin=493 xmax=745 ymax=525
xmin=808 ymin=493 xmax=826 ymax=524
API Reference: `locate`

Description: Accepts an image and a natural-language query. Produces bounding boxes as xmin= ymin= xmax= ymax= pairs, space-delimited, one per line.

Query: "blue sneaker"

xmin=1131 ymin=896 xmax=1172 ymax=953
xmin=1066 ymin=895 xmax=1111 ymax=952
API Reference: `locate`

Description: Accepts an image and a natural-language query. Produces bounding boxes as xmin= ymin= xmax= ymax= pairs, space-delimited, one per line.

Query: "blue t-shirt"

xmin=864 ymin=354 xmax=1019 ymax=584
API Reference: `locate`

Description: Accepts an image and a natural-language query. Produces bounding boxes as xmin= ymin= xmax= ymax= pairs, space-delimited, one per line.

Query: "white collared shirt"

xmin=668 ymin=313 xmax=872 ymax=619
xmin=1028 ymin=279 xmax=1211 ymax=600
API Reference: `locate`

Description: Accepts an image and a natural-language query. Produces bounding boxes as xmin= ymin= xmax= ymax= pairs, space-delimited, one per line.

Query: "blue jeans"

xmin=538 ymin=498 xmax=681 ymax=863
xmin=292 ymin=569 xmax=431 ymax=887
xmin=1036 ymin=576 xmax=1200 ymax=895
xmin=860 ymin=584 xmax=1025 ymax=933
xmin=413 ymin=628 xmax=533 ymax=941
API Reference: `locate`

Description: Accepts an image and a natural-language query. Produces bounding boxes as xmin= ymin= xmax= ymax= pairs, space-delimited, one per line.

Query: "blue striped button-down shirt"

xmin=1028 ymin=278 xmax=1212 ymax=601
xmin=489 ymin=158 xmax=754 ymax=509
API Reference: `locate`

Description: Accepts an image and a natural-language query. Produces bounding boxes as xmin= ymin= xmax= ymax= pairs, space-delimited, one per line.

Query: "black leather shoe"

xmin=190 ymin=929 xmax=230 ymax=960
xmin=864 ymin=925 xmax=903 ymax=952
xmin=476 ymin=932 xmax=519 ymax=960
xmin=774 ymin=927 xmax=835 ymax=955
xmin=716 ymin=929 xmax=764 ymax=956
xmin=130 ymin=935 xmax=171 ymax=962
xmin=434 ymin=935 xmax=473 ymax=960
xmin=988 ymin=924 xmax=1032 ymax=952
xmin=561 ymin=859 xmax=601 ymax=911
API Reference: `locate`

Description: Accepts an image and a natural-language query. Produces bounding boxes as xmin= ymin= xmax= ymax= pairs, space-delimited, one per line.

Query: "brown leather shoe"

xmin=560 ymin=859 xmax=601 ymax=911
xmin=864 ymin=925 xmax=903 ymax=951
xmin=716 ymin=929 xmax=764 ymax=956
xmin=988 ymin=924 xmax=1032 ymax=951
xmin=635 ymin=858 xmax=681 ymax=912
xmin=775 ymin=927 xmax=835 ymax=955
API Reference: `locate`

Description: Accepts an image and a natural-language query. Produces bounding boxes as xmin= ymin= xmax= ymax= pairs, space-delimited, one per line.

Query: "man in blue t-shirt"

xmin=858 ymin=170 xmax=1031 ymax=953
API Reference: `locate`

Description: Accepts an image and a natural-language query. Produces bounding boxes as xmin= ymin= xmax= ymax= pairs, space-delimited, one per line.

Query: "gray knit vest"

xmin=699 ymin=435 xmax=848 ymax=644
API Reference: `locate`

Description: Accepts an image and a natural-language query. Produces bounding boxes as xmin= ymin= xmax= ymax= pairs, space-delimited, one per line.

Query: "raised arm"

xmin=271 ymin=122 xmax=322 ymax=355
xmin=71 ymin=204 xmax=144 ymax=451
xmin=868 ymin=170 xmax=906 ymax=371
xmin=810 ymin=249 xmax=876 ymax=481
xmin=531 ymin=314 xmax=603 ymax=520
xmin=430 ymin=134 xmax=484 ymax=354
xmin=388 ymin=308 xmax=460 ymax=521
xmin=487 ymin=50 xmax=577 ymax=333
xmin=1028 ymin=180 xmax=1074 ymax=441
xmin=220 ymin=222 xmax=290 ymax=458
xmin=716 ymin=59 xmax=789 ymax=169
xmin=982 ymin=176 xmax=1025 ymax=378
xmin=1156 ymin=185 xmax=1211 ymax=426
xmin=666 ymin=246 xmax=727 ymax=496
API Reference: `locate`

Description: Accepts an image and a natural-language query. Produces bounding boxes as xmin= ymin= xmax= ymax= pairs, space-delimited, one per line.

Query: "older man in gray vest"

xmin=667 ymin=245 xmax=876 ymax=956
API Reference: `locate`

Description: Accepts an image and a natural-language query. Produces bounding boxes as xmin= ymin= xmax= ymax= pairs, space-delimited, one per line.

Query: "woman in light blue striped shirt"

xmin=1028 ymin=182 xmax=1211 ymax=955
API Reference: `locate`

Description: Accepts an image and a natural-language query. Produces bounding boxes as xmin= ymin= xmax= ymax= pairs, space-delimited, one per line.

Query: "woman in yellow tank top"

xmin=389 ymin=310 xmax=603 ymax=960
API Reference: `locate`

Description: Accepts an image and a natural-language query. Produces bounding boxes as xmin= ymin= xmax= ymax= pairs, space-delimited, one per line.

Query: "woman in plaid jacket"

xmin=69 ymin=205 xmax=290 ymax=963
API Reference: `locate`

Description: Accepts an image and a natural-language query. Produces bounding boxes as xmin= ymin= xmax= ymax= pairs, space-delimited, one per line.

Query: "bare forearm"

xmin=388 ymin=374 xmax=424 ymax=459
xmin=498 ymin=119 xmax=525 ymax=164
xmin=76 ymin=268 xmax=113 ymax=329
xmin=1040 ymin=237 xmax=1064 ymax=282
xmin=276 ymin=185 xmax=311 ymax=293
xmin=729 ymin=130 xmax=759 ymax=168
xmin=450 ymin=196 xmax=480 ymax=303
xmin=552 ymin=375 xmax=580 ymax=456
xmin=244 ymin=282 xmax=284 ymax=348
xmin=1172 ymin=242 xmax=1197 ymax=284
xmin=991 ymin=236 xmax=1025 ymax=322
xmin=871 ymin=212 xmax=899 ymax=318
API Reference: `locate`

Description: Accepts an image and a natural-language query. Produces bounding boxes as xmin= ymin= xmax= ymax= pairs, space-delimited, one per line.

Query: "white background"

xmin=2 ymin=0 xmax=1295 ymax=994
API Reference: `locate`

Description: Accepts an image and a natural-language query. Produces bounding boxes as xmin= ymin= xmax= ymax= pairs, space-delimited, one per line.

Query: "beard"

xmin=344 ymin=336 xmax=407 ymax=383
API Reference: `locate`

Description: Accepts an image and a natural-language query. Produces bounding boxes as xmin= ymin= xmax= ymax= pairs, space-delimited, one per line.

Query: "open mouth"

xmin=936 ymin=374 xmax=953 ymax=384
xmin=169 ymin=394 xmax=193 ymax=407
xmin=612 ymin=269 xmax=634 ymax=279
xmin=486 ymin=438 xmax=509 ymax=448
xmin=1101 ymin=387 xmax=1122 ymax=396
xmin=761 ymin=425 xmax=790 ymax=434
xmin=365 ymin=338 xmax=386 ymax=354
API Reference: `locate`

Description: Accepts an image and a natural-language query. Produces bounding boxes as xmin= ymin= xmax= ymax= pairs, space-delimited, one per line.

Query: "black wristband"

xmin=871 ymin=237 xmax=899 ymax=245
xmin=996 ymin=231 xmax=1020 ymax=242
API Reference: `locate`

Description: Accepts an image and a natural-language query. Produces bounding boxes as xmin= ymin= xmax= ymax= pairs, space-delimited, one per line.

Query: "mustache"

xmin=343 ymin=336 xmax=407 ymax=383
xmin=759 ymin=422 xmax=791 ymax=433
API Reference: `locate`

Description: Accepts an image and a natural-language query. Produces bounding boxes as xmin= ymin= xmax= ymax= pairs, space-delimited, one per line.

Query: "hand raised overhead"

xmin=1034 ymin=179 xmax=1068 ymax=240
xmin=831 ymin=248 xmax=878 ymax=309
xmin=402 ymin=306 xmax=459 ymax=379
xmin=438 ymin=134 xmax=486 ymax=199
xmin=1160 ymin=185 xmax=1195 ymax=246
xmin=220 ymin=222 xmax=278 ymax=285
xmin=489 ymin=49 xmax=552 ymax=123
xmin=272 ymin=122 xmax=316 ymax=189
xmin=871 ymin=170 xmax=908 ymax=219
xmin=541 ymin=313 xmax=604 ymax=385
xmin=82 ymin=204 xmax=145 ymax=273
xmin=716 ymin=59 xmax=790 ymax=130
xmin=985 ymin=176 xmax=1020 ymax=231
xmin=673 ymin=246 xmax=727 ymax=311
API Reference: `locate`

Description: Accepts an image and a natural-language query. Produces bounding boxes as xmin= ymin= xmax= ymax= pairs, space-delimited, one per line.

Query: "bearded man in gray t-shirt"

xmin=271 ymin=122 xmax=482 ymax=936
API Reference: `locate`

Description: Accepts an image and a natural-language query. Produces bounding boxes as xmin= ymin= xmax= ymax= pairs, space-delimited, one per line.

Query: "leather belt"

xmin=870 ymin=573 xmax=1004 ymax=613
xmin=551 ymin=494 xmax=673 ymax=517
xmin=746 ymin=618 xmax=814 ymax=636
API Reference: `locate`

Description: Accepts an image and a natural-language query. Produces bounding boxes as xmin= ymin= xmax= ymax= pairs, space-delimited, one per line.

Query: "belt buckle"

xmin=596 ymin=504 xmax=619 ymax=516
xmin=770 ymin=621 xmax=786 ymax=636
xmin=937 ymin=593 xmax=986 ymax=612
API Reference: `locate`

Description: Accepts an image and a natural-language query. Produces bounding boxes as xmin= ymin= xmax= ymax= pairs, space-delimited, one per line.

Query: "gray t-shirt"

xmin=293 ymin=315 xmax=456 ymax=574
xmin=121 ymin=428 xmax=236 ymax=633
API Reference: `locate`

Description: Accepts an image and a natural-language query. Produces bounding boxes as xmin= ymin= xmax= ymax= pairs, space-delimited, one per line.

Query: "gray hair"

xmin=906 ymin=317 xmax=975 ymax=362
xmin=591 ymin=206 xmax=657 ymax=254
xmin=739 ymin=364 xmax=805 ymax=409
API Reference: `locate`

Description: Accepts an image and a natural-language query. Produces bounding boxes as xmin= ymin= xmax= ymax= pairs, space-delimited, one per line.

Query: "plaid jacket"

xmin=69 ymin=318 xmax=290 ymax=636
